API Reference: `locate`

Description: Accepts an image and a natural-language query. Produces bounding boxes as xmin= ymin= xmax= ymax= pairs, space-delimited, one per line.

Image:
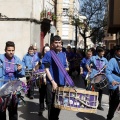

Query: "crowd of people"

xmin=0 ymin=35 xmax=120 ymax=120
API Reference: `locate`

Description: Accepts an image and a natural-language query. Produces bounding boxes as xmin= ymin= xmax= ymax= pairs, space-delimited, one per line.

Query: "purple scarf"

xmin=50 ymin=50 xmax=74 ymax=87
xmin=96 ymin=59 xmax=104 ymax=71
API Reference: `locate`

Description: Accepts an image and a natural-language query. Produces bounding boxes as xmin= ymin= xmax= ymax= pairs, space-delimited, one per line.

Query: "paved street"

xmin=7 ymin=75 xmax=120 ymax=120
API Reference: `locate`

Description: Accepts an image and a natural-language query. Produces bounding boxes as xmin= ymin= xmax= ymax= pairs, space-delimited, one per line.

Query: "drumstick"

xmin=98 ymin=66 xmax=106 ymax=74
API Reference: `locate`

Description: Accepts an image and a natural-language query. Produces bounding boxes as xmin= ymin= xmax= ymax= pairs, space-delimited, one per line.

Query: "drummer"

xmin=22 ymin=45 xmax=39 ymax=99
xmin=34 ymin=45 xmax=50 ymax=116
xmin=0 ymin=41 xmax=25 ymax=120
xmin=33 ymin=45 xmax=41 ymax=61
xmin=42 ymin=35 xmax=67 ymax=120
xmin=80 ymin=49 xmax=93 ymax=88
xmin=86 ymin=47 xmax=108 ymax=111
xmin=106 ymin=45 xmax=120 ymax=120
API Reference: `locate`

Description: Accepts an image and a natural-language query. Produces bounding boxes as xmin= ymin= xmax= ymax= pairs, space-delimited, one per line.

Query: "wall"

xmin=0 ymin=21 xmax=30 ymax=59
xmin=0 ymin=0 xmax=42 ymax=59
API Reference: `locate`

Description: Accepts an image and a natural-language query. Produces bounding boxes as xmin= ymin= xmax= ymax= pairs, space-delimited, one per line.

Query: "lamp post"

xmin=57 ymin=30 xmax=59 ymax=35
xmin=50 ymin=22 xmax=57 ymax=44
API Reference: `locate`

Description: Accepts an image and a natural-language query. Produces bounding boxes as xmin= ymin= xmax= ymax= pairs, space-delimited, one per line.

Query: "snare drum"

xmin=0 ymin=80 xmax=27 ymax=111
xmin=91 ymin=73 xmax=108 ymax=89
xmin=54 ymin=87 xmax=98 ymax=113
xmin=33 ymin=70 xmax=46 ymax=87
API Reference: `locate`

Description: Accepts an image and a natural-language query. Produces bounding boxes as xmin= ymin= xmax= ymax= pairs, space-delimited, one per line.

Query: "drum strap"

xmin=50 ymin=50 xmax=74 ymax=87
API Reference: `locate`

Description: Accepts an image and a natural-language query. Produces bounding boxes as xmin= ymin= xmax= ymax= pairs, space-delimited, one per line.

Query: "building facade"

xmin=56 ymin=0 xmax=80 ymax=47
xmin=0 ymin=0 xmax=43 ymax=59
xmin=107 ymin=0 xmax=120 ymax=48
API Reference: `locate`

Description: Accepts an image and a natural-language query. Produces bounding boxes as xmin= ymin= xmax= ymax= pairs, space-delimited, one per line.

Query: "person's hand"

xmin=112 ymin=80 xmax=119 ymax=86
xmin=80 ymin=71 xmax=83 ymax=74
xmin=88 ymin=69 xmax=91 ymax=73
xmin=17 ymin=64 xmax=22 ymax=72
xmin=51 ymin=80 xmax=58 ymax=91
xmin=104 ymin=65 xmax=107 ymax=69
xmin=33 ymin=68 xmax=36 ymax=72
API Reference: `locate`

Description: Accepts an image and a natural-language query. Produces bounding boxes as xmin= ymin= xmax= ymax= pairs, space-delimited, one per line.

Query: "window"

xmin=62 ymin=8 xmax=69 ymax=15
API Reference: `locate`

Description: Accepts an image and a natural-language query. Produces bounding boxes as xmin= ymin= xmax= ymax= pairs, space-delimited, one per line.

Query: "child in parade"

xmin=66 ymin=46 xmax=75 ymax=76
xmin=0 ymin=41 xmax=25 ymax=120
xmin=35 ymin=45 xmax=50 ymax=116
xmin=22 ymin=46 xmax=39 ymax=99
xmin=80 ymin=49 xmax=93 ymax=88
xmin=86 ymin=47 xmax=108 ymax=111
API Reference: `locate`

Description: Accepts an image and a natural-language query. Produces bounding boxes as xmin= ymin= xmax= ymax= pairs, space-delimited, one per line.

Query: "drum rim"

xmin=92 ymin=73 xmax=106 ymax=83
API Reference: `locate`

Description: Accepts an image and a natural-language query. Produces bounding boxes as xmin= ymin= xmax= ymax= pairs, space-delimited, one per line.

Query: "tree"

xmin=91 ymin=28 xmax=105 ymax=44
xmin=78 ymin=0 xmax=107 ymax=51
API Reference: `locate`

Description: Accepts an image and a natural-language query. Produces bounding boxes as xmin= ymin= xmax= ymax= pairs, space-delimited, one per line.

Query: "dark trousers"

xmin=0 ymin=102 xmax=18 ymax=120
xmin=98 ymin=89 xmax=103 ymax=105
xmin=39 ymin=84 xmax=47 ymax=111
xmin=46 ymin=84 xmax=61 ymax=120
xmin=107 ymin=88 xmax=119 ymax=120
xmin=82 ymin=76 xmax=87 ymax=88
xmin=26 ymin=76 xmax=34 ymax=97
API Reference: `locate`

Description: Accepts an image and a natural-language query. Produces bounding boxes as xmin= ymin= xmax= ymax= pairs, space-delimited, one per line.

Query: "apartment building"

xmin=104 ymin=27 xmax=116 ymax=49
xmin=107 ymin=0 xmax=120 ymax=48
xmin=56 ymin=0 xmax=80 ymax=47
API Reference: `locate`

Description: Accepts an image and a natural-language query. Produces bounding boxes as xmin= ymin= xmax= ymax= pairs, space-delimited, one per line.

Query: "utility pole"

xmin=75 ymin=21 xmax=77 ymax=49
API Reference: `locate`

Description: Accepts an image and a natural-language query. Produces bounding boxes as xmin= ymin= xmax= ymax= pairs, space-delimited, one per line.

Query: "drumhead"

xmin=92 ymin=73 xmax=106 ymax=83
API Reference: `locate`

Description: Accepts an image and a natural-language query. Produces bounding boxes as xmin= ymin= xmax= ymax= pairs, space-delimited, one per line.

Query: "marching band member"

xmin=22 ymin=46 xmax=39 ymax=99
xmin=66 ymin=46 xmax=75 ymax=76
xmin=0 ymin=41 xmax=25 ymax=120
xmin=33 ymin=45 xmax=41 ymax=61
xmin=106 ymin=45 xmax=120 ymax=120
xmin=86 ymin=47 xmax=108 ymax=111
xmin=80 ymin=49 xmax=93 ymax=88
xmin=35 ymin=45 xmax=50 ymax=116
xmin=42 ymin=35 xmax=67 ymax=120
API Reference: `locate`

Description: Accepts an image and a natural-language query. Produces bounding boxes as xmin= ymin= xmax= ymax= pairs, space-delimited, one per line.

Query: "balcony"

xmin=40 ymin=10 xmax=56 ymax=21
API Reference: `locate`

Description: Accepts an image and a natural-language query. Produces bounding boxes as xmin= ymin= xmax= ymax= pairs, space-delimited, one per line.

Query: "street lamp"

xmin=57 ymin=30 xmax=59 ymax=35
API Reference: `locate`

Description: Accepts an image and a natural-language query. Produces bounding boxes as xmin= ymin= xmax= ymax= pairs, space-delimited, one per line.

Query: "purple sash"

xmin=5 ymin=57 xmax=15 ymax=79
xmin=50 ymin=50 xmax=74 ymax=87
xmin=96 ymin=59 xmax=102 ymax=70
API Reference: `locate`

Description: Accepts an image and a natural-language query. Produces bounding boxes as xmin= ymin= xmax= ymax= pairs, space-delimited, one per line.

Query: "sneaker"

xmin=97 ymin=105 xmax=104 ymax=111
xmin=29 ymin=96 xmax=34 ymax=99
xmin=40 ymin=104 xmax=45 ymax=111
xmin=25 ymin=94 xmax=30 ymax=98
xmin=38 ymin=111 xmax=43 ymax=116
xmin=45 ymin=105 xmax=48 ymax=110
